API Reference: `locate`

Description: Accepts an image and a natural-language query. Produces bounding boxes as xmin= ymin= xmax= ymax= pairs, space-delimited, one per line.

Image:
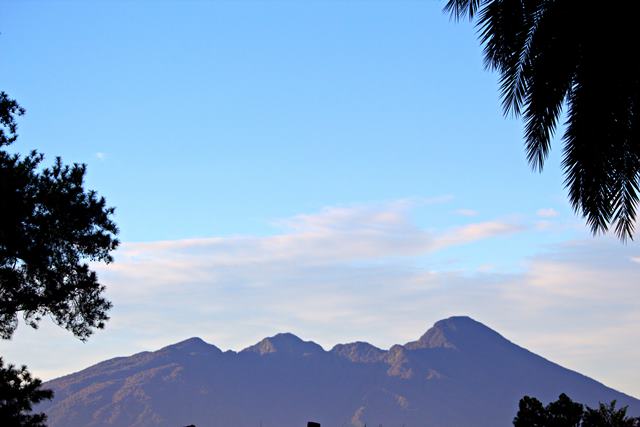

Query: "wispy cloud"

xmin=536 ymin=208 xmax=559 ymax=218
xmin=95 ymin=152 xmax=107 ymax=160
xmin=454 ymin=208 xmax=478 ymax=217
xmin=431 ymin=221 xmax=524 ymax=250
xmin=101 ymin=202 xmax=523 ymax=297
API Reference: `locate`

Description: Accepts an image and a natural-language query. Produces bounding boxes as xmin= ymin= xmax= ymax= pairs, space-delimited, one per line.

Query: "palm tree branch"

xmin=444 ymin=0 xmax=485 ymax=20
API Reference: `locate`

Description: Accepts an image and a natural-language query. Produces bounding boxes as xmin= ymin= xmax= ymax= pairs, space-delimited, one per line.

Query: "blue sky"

xmin=2 ymin=1 xmax=639 ymax=398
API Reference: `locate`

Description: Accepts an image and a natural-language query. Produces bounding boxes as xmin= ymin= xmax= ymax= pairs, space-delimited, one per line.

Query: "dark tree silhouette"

xmin=513 ymin=396 xmax=547 ymax=427
xmin=514 ymin=393 xmax=582 ymax=427
xmin=444 ymin=0 xmax=640 ymax=240
xmin=0 ymin=357 xmax=53 ymax=427
xmin=514 ymin=394 xmax=640 ymax=426
xmin=582 ymin=401 xmax=640 ymax=427
xmin=0 ymin=92 xmax=25 ymax=147
xmin=1 ymin=92 xmax=119 ymax=424
xmin=546 ymin=393 xmax=583 ymax=426
xmin=0 ymin=93 xmax=119 ymax=340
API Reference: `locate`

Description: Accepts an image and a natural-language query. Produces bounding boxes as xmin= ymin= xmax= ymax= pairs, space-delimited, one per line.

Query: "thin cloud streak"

xmin=102 ymin=203 xmax=522 ymax=298
xmin=454 ymin=208 xmax=479 ymax=217
xmin=431 ymin=221 xmax=524 ymax=251
xmin=138 ymin=207 xmax=516 ymax=260
xmin=537 ymin=208 xmax=559 ymax=218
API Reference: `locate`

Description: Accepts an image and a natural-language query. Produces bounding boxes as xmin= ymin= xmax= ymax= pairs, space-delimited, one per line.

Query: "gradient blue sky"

xmin=1 ymin=1 xmax=639 ymax=398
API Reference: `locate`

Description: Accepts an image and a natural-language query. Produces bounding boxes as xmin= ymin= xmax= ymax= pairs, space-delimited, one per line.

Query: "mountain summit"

xmin=39 ymin=316 xmax=639 ymax=427
xmin=242 ymin=333 xmax=324 ymax=356
xmin=405 ymin=315 xmax=513 ymax=350
xmin=162 ymin=337 xmax=222 ymax=354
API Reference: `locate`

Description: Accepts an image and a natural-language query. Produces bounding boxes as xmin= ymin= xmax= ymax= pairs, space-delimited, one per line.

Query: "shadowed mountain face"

xmin=39 ymin=316 xmax=640 ymax=427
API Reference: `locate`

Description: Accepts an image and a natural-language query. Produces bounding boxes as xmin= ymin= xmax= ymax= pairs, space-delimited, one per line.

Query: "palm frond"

xmin=476 ymin=0 xmax=543 ymax=116
xmin=472 ymin=0 xmax=577 ymax=169
xmin=609 ymin=77 xmax=640 ymax=240
xmin=563 ymin=89 xmax=640 ymax=239
xmin=449 ymin=0 xmax=640 ymax=239
xmin=444 ymin=0 xmax=484 ymax=20
xmin=522 ymin=1 xmax=579 ymax=171
xmin=563 ymin=103 xmax=610 ymax=235
xmin=561 ymin=6 xmax=640 ymax=239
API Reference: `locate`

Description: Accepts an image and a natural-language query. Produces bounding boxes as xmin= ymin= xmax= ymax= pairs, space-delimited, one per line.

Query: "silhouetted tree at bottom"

xmin=514 ymin=395 xmax=547 ymax=427
xmin=514 ymin=394 xmax=640 ymax=426
xmin=582 ymin=401 xmax=639 ymax=427
xmin=546 ymin=393 xmax=584 ymax=426
xmin=0 ymin=358 xmax=53 ymax=427
xmin=514 ymin=394 xmax=582 ymax=427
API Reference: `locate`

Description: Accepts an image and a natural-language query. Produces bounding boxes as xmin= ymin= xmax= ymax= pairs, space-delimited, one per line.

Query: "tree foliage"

xmin=0 ymin=92 xmax=25 ymax=147
xmin=0 ymin=357 xmax=53 ymax=427
xmin=0 ymin=93 xmax=119 ymax=340
xmin=1 ymin=91 xmax=119 ymax=424
xmin=514 ymin=394 xmax=582 ymax=427
xmin=514 ymin=394 xmax=640 ymax=427
xmin=582 ymin=401 xmax=640 ymax=427
xmin=513 ymin=395 xmax=548 ymax=427
xmin=445 ymin=0 xmax=640 ymax=240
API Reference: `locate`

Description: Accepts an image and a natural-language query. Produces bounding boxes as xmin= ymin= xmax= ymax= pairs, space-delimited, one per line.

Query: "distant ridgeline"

xmin=38 ymin=317 xmax=640 ymax=427
xmin=181 ymin=421 xmax=321 ymax=427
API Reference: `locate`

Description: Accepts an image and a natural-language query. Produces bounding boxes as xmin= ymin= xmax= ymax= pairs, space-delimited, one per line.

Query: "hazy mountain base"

xmin=38 ymin=316 xmax=640 ymax=427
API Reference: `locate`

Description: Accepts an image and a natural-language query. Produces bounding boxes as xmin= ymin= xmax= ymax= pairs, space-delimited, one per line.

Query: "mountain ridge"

xmin=241 ymin=332 xmax=325 ymax=356
xmin=39 ymin=316 xmax=640 ymax=427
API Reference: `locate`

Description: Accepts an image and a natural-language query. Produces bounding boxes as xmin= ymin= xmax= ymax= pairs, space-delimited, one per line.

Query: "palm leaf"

xmin=447 ymin=0 xmax=640 ymax=239
xmin=444 ymin=0 xmax=485 ymax=20
xmin=522 ymin=1 xmax=579 ymax=171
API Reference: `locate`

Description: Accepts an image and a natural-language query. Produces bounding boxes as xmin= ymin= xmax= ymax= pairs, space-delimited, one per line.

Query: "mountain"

xmin=38 ymin=316 xmax=640 ymax=427
xmin=242 ymin=333 xmax=324 ymax=356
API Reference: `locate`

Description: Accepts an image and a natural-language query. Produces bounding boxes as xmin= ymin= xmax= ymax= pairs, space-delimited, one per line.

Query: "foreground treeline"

xmin=514 ymin=394 xmax=640 ymax=426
